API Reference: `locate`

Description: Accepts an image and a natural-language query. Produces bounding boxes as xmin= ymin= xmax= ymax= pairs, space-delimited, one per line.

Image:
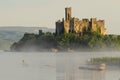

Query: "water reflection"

xmin=56 ymin=52 xmax=120 ymax=80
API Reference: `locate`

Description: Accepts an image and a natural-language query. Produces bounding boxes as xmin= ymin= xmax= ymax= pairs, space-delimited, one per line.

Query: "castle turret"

xmin=65 ymin=7 xmax=72 ymax=21
xmin=56 ymin=20 xmax=64 ymax=35
xmin=91 ymin=18 xmax=97 ymax=31
xmin=55 ymin=7 xmax=107 ymax=35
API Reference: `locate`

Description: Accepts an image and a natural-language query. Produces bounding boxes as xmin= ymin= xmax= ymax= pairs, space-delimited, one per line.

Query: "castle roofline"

xmin=98 ymin=20 xmax=104 ymax=22
xmin=65 ymin=7 xmax=71 ymax=9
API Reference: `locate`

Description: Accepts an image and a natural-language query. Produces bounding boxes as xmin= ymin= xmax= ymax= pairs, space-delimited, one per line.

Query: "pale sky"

xmin=0 ymin=0 xmax=120 ymax=34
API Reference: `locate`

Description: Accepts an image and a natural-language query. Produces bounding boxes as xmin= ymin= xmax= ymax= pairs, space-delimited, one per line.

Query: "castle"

xmin=55 ymin=7 xmax=106 ymax=35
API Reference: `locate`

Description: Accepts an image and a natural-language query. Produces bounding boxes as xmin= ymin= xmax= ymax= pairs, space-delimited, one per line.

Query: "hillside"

xmin=10 ymin=31 xmax=120 ymax=52
xmin=0 ymin=27 xmax=54 ymax=50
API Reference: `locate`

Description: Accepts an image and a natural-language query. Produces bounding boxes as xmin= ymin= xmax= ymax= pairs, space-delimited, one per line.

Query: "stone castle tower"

xmin=65 ymin=7 xmax=71 ymax=21
xmin=56 ymin=7 xmax=106 ymax=35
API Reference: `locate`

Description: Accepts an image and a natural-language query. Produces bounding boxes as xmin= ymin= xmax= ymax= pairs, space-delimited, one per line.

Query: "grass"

xmin=89 ymin=57 xmax=120 ymax=64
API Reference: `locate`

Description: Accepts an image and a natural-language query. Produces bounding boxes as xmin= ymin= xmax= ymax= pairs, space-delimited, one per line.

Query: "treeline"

xmin=10 ymin=31 xmax=120 ymax=52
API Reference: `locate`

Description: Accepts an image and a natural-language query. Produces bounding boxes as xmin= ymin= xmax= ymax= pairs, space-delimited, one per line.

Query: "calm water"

xmin=0 ymin=52 xmax=119 ymax=80
xmin=56 ymin=52 xmax=120 ymax=80
xmin=0 ymin=52 xmax=56 ymax=80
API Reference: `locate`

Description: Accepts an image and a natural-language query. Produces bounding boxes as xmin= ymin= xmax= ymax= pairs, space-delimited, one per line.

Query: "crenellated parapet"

xmin=55 ymin=7 xmax=107 ymax=35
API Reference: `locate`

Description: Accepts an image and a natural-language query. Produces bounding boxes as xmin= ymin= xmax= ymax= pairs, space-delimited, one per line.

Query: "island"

xmin=10 ymin=7 xmax=120 ymax=52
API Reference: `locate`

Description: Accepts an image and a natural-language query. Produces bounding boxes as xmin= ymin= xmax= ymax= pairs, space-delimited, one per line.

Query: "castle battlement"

xmin=56 ymin=7 xmax=107 ymax=35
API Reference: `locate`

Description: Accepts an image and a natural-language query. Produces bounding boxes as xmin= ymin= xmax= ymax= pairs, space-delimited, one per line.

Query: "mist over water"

xmin=56 ymin=52 xmax=120 ymax=80
xmin=0 ymin=52 xmax=56 ymax=80
xmin=0 ymin=52 xmax=120 ymax=80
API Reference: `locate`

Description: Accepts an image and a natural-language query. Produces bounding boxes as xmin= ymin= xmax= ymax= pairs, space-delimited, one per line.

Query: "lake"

xmin=56 ymin=52 xmax=120 ymax=80
xmin=0 ymin=52 xmax=56 ymax=80
xmin=0 ymin=52 xmax=119 ymax=80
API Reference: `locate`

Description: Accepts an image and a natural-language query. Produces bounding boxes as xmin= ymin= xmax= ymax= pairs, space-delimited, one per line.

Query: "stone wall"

xmin=65 ymin=7 xmax=72 ymax=21
xmin=56 ymin=20 xmax=64 ymax=35
xmin=64 ymin=20 xmax=70 ymax=33
xmin=55 ymin=7 xmax=107 ymax=35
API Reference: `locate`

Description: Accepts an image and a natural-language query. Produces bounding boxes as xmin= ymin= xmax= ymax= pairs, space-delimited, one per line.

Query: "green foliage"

xmin=90 ymin=57 xmax=120 ymax=64
xmin=11 ymin=30 xmax=120 ymax=51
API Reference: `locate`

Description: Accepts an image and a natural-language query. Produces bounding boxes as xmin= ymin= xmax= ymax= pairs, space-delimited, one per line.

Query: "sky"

xmin=0 ymin=0 xmax=120 ymax=34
